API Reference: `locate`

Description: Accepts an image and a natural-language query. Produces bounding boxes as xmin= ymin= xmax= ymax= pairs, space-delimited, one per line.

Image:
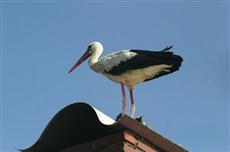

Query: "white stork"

xmin=68 ymin=41 xmax=183 ymax=118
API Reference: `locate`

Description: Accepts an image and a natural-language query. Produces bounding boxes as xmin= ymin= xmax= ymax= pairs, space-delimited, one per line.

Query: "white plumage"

xmin=103 ymin=64 xmax=172 ymax=88
xmin=90 ymin=50 xmax=137 ymax=73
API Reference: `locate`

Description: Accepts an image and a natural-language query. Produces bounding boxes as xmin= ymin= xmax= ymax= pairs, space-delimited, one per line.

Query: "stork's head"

xmin=68 ymin=41 xmax=103 ymax=73
xmin=88 ymin=41 xmax=103 ymax=53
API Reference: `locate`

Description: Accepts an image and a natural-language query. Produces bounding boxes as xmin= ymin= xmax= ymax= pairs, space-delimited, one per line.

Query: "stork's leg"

xmin=129 ymin=88 xmax=136 ymax=118
xmin=121 ymin=83 xmax=127 ymax=116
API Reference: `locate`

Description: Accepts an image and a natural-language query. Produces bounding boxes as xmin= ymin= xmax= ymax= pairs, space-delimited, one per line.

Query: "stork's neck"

xmin=89 ymin=49 xmax=103 ymax=66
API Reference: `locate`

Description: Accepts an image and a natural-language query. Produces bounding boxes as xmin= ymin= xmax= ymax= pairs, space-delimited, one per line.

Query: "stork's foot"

xmin=131 ymin=112 xmax=135 ymax=119
xmin=135 ymin=116 xmax=147 ymax=126
xmin=135 ymin=116 xmax=143 ymax=123
xmin=116 ymin=113 xmax=124 ymax=121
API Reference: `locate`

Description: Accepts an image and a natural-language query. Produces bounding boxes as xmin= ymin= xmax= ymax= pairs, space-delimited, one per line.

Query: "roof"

xmin=21 ymin=102 xmax=188 ymax=152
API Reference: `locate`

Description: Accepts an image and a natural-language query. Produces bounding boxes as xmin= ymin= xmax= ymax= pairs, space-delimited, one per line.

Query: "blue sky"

xmin=1 ymin=1 xmax=229 ymax=152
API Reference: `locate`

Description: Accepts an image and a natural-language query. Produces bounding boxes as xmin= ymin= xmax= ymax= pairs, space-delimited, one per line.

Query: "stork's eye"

xmin=88 ymin=45 xmax=92 ymax=49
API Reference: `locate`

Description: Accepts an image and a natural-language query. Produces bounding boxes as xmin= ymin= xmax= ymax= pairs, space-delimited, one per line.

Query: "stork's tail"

xmin=161 ymin=45 xmax=173 ymax=52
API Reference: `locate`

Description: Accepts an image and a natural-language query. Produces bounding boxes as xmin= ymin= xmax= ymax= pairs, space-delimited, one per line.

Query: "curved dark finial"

xmin=19 ymin=102 xmax=119 ymax=152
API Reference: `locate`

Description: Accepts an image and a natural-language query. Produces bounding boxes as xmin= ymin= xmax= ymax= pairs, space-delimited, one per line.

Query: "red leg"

xmin=129 ymin=88 xmax=136 ymax=118
xmin=121 ymin=83 xmax=126 ymax=115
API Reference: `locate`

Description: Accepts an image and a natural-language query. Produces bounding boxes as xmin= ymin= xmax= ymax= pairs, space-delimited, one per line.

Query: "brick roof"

xmin=21 ymin=102 xmax=188 ymax=152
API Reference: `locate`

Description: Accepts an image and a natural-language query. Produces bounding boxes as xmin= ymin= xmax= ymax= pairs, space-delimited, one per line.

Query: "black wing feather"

xmin=107 ymin=47 xmax=183 ymax=81
xmin=161 ymin=45 xmax=173 ymax=52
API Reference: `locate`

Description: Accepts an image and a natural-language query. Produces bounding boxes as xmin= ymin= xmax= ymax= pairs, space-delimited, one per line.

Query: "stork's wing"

xmin=106 ymin=49 xmax=183 ymax=77
xmin=97 ymin=50 xmax=137 ymax=72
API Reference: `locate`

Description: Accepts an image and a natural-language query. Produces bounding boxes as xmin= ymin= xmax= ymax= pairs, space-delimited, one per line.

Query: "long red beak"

xmin=68 ymin=50 xmax=91 ymax=74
